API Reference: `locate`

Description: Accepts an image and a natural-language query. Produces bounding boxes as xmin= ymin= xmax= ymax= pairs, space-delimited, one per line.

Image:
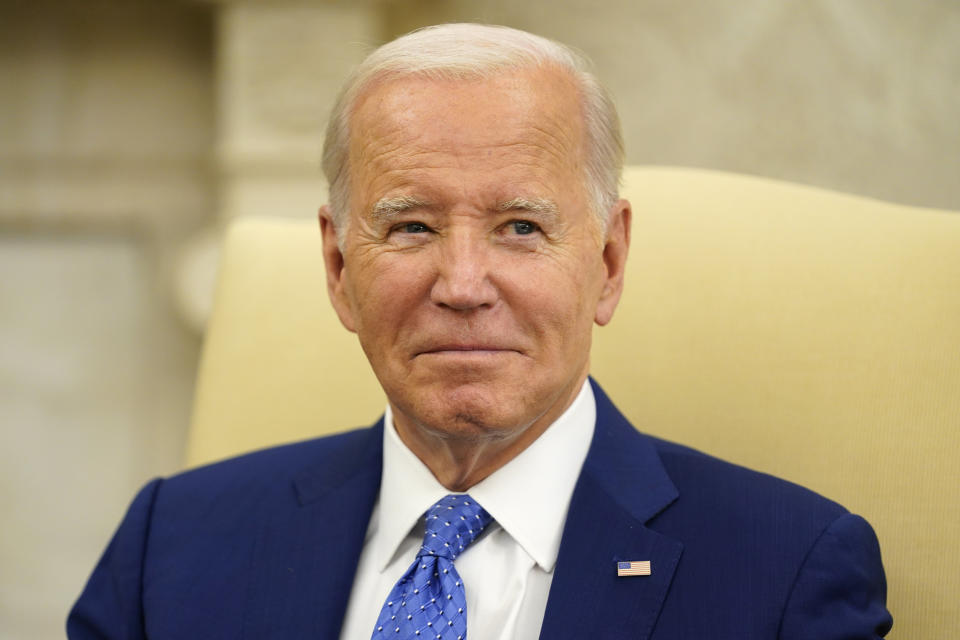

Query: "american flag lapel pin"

xmin=617 ymin=560 xmax=652 ymax=577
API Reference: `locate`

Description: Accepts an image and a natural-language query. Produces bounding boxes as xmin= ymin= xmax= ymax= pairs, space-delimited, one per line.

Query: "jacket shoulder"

xmin=158 ymin=423 xmax=382 ymax=512
xmin=650 ymin=435 xmax=848 ymax=522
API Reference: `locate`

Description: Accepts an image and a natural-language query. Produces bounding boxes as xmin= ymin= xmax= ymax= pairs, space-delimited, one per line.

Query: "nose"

xmin=430 ymin=232 xmax=498 ymax=311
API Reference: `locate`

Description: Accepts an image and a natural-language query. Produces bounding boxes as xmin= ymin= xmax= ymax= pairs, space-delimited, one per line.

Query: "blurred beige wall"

xmin=1 ymin=0 xmax=956 ymax=637
xmin=0 ymin=2 xmax=213 ymax=637
xmin=386 ymin=0 xmax=960 ymax=211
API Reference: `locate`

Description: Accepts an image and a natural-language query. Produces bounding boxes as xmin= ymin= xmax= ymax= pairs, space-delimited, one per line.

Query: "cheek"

xmin=512 ymin=258 xmax=601 ymax=337
xmin=347 ymin=256 xmax=432 ymax=337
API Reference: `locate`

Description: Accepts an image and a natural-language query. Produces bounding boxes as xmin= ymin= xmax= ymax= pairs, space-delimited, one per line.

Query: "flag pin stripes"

xmin=617 ymin=560 xmax=651 ymax=577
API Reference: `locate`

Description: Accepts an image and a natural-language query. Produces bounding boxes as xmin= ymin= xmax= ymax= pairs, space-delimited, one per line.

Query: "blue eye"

xmin=511 ymin=220 xmax=539 ymax=235
xmin=400 ymin=222 xmax=430 ymax=234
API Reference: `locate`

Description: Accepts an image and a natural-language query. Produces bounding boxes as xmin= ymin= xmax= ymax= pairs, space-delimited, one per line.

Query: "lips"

xmin=413 ymin=342 xmax=523 ymax=357
xmin=424 ymin=344 xmax=505 ymax=352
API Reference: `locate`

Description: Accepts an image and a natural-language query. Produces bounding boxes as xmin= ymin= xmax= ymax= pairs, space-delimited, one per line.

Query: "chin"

xmin=411 ymin=381 xmax=536 ymax=440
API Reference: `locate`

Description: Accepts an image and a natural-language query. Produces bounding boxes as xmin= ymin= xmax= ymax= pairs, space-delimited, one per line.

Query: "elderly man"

xmin=69 ymin=24 xmax=891 ymax=639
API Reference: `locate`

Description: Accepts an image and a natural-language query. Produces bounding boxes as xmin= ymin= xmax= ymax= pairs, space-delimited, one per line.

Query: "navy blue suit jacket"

xmin=69 ymin=381 xmax=892 ymax=638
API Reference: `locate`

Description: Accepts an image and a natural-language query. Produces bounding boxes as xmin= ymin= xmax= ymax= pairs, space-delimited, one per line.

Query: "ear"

xmin=318 ymin=205 xmax=357 ymax=333
xmin=594 ymin=198 xmax=631 ymax=326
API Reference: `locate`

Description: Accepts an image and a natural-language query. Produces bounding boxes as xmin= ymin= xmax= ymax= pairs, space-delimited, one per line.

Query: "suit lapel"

xmin=539 ymin=381 xmax=683 ymax=640
xmin=237 ymin=383 xmax=680 ymax=638
xmin=242 ymin=422 xmax=384 ymax=640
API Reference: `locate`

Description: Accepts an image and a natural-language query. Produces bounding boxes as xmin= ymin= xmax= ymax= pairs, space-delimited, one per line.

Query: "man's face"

xmin=321 ymin=66 xmax=629 ymax=451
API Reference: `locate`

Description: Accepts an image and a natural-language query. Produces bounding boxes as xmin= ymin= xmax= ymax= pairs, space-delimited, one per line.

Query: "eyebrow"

xmin=497 ymin=197 xmax=559 ymax=217
xmin=370 ymin=196 xmax=432 ymax=221
xmin=369 ymin=195 xmax=560 ymax=220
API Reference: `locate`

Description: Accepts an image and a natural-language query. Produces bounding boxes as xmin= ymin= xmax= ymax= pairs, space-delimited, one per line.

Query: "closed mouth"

xmin=416 ymin=345 xmax=519 ymax=356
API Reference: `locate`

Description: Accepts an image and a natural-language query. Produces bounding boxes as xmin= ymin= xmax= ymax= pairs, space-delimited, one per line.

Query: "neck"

xmin=395 ymin=422 xmax=546 ymax=492
xmin=391 ymin=377 xmax=586 ymax=491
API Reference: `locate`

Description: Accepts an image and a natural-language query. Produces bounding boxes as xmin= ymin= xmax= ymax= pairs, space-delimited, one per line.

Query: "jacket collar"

xmin=243 ymin=421 xmax=384 ymax=640
xmin=539 ymin=378 xmax=683 ymax=640
xmin=243 ymin=378 xmax=683 ymax=640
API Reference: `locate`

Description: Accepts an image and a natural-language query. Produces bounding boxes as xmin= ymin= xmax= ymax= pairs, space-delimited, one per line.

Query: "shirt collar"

xmin=372 ymin=380 xmax=596 ymax=573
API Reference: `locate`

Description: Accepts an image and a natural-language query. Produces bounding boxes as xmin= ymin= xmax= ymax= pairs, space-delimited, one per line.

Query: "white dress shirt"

xmin=338 ymin=380 xmax=596 ymax=640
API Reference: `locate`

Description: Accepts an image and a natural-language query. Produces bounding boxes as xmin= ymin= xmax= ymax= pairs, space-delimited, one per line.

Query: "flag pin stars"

xmin=617 ymin=560 xmax=651 ymax=577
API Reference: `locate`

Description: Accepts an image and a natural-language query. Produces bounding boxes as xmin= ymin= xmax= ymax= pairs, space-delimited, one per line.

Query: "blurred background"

xmin=1 ymin=0 xmax=957 ymax=637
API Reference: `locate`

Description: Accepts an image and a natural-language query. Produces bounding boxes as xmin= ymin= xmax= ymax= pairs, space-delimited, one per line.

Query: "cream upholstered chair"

xmin=186 ymin=167 xmax=960 ymax=638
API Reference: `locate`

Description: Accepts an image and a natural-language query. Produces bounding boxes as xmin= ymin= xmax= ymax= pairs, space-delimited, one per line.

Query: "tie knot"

xmin=420 ymin=494 xmax=492 ymax=561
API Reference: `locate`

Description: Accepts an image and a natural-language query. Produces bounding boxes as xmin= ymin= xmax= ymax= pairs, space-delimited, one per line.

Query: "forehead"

xmin=346 ymin=67 xmax=587 ymax=204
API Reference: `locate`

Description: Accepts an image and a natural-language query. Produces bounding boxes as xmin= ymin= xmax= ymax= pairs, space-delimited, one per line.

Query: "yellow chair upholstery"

xmin=187 ymin=167 xmax=960 ymax=638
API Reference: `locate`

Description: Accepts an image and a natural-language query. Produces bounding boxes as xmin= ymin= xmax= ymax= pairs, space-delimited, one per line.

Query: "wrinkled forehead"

xmin=346 ymin=67 xmax=589 ymax=194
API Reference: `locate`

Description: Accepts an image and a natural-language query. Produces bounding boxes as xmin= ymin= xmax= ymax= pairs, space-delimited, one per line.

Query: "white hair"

xmin=321 ymin=23 xmax=624 ymax=243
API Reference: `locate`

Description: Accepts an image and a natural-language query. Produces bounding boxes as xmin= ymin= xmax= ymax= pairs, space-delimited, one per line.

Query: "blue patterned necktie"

xmin=371 ymin=494 xmax=493 ymax=640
